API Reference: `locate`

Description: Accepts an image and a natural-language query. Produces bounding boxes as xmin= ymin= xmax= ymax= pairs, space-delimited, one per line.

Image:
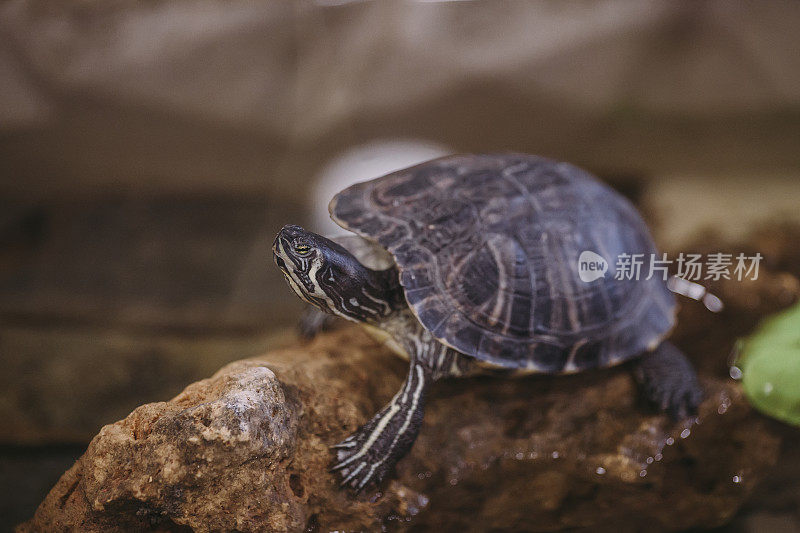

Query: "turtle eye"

xmin=294 ymin=243 xmax=312 ymax=256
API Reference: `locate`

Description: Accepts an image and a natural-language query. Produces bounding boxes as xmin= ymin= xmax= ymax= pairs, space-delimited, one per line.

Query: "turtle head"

xmin=273 ymin=224 xmax=396 ymax=322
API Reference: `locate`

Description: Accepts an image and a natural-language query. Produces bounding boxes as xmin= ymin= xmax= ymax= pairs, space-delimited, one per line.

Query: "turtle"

xmin=272 ymin=153 xmax=703 ymax=492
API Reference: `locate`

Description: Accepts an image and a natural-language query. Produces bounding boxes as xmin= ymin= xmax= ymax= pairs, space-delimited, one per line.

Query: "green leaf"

xmin=739 ymin=302 xmax=800 ymax=427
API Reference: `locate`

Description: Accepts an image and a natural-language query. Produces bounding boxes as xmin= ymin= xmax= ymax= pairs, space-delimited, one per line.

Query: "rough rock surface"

xmin=21 ymin=325 xmax=783 ymax=532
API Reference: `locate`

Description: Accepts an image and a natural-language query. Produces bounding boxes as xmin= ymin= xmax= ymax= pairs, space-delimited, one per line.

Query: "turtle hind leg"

xmin=331 ymin=361 xmax=431 ymax=492
xmin=634 ymin=341 xmax=703 ymax=420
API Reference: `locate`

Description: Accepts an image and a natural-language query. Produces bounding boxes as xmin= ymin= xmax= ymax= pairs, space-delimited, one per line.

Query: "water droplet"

xmin=729 ymin=366 xmax=743 ymax=380
xmin=528 ymin=451 xmax=537 ymax=459
xmin=680 ymin=428 xmax=691 ymax=439
xmin=732 ymin=475 xmax=742 ymax=483
xmin=665 ymin=437 xmax=675 ymax=446
xmin=551 ymin=451 xmax=560 ymax=459
xmin=596 ymin=467 xmax=606 ymax=475
xmin=639 ymin=470 xmax=647 ymax=477
xmin=515 ymin=452 xmax=524 ymax=460
xmin=654 ymin=453 xmax=663 ymax=462
xmin=646 ymin=456 xmax=654 ymax=465
xmin=449 ymin=478 xmax=458 ymax=486
xmin=717 ymin=395 xmax=732 ymax=415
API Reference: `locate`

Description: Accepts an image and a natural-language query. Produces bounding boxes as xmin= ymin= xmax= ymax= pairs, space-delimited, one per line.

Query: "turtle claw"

xmin=332 ymin=455 xmax=382 ymax=493
xmin=329 ymin=454 xmax=351 ymax=471
xmin=336 ymin=460 xmax=374 ymax=491
xmin=666 ymin=386 xmax=702 ymax=420
xmin=329 ymin=433 xmax=393 ymax=492
xmin=330 ymin=440 xmax=357 ymax=450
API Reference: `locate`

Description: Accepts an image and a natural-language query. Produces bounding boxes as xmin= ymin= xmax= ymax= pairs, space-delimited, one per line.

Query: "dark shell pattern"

xmin=329 ymin=154 xmax=675 ymax=373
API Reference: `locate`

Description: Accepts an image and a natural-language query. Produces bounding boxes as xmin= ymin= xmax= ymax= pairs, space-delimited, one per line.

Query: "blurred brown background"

xmin=1 ymin=0 xmax=800 ymax=530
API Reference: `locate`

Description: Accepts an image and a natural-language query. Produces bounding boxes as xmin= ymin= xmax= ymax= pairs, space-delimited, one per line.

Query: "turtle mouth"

xmin=274 ymin=254 xmax=288 ymax=271
xmin=272 ymin=234 xmax=289 ymax=271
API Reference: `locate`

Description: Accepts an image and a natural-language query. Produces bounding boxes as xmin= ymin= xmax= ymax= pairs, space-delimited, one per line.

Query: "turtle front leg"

xmin=332 ymin=360 xmax=431 ymax=492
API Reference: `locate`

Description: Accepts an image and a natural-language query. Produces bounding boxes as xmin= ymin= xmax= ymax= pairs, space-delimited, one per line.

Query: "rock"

xmin=20 ymin=326 xmax=781 ymax=532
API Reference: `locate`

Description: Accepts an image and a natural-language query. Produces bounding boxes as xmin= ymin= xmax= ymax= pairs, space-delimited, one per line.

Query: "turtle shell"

xmin=329 ymin=154 xmax=675 ymax=373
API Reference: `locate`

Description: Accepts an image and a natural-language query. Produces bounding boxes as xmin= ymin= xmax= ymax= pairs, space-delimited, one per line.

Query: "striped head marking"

xmin=272 ymin=225 xmax=399 ymax=322
xmin=273 ymin=225 xmax=330 ymax=310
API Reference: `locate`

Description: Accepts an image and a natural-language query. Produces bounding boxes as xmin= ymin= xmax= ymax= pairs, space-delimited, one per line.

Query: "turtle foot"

xmin=330 ymin=430 xmax=397 ymax=493
xmin=635 ymin=341 xmax=703 ymax=420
